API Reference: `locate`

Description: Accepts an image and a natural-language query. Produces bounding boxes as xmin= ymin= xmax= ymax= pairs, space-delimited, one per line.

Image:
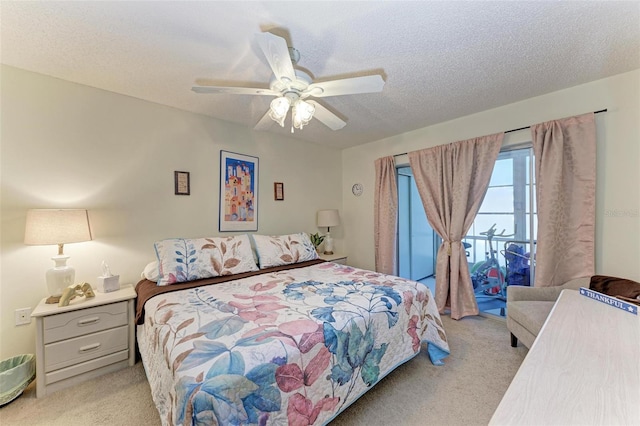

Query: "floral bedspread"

xmin=137 ymin=262 xmax=449 ymax=426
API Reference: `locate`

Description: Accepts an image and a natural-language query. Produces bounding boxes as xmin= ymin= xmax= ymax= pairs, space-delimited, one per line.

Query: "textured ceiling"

xmin=2 ymin=1 xmax=639 ymax=149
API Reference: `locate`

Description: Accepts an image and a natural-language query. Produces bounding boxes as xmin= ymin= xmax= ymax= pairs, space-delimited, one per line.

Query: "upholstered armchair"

xmin=506 ymin=277 xmax=591 ymax=348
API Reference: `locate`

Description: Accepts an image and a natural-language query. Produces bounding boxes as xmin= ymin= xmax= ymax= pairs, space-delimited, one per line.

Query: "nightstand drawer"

xmin=44 ymin=325 xmax=128 ymax=372
xmin=43 ymin=301 xmax=128 ymax=344
xmin=45 ymin=350 xmax=129 ymax=386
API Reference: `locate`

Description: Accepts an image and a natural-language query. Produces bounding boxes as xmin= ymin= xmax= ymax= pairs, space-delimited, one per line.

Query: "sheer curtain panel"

xmin=409 ymin=134 xmax=503 ymax=319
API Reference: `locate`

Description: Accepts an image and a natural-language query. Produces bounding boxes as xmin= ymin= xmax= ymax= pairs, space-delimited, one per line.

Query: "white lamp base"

xmin=46 ymin=255 xmax=75 ymax=301
xmin=323 ymin=233 xmax=334 ymax=255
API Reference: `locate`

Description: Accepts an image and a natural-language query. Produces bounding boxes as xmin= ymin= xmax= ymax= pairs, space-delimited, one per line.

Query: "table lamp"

xmin=24 ymin=209 xmax=92 ymax=303
xmin=317 ymin=209 xmax=340 ymax=255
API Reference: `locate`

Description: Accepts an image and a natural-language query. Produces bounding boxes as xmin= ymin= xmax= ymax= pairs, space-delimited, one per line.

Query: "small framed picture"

xmin=174 ymin=171 xmax=190 ymax=195
xmin=274 ymin=182 xmax=284 ymax=201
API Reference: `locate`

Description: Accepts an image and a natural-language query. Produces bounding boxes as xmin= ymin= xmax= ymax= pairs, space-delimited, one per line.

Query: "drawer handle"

xmin=77 ymin=317 xmax=100 ymax=326
xmin=79 ymin=343 xmax=101 ymax=352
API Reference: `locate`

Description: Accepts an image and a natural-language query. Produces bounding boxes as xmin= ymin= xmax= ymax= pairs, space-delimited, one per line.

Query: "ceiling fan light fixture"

xmin=269 ymin=96 xmax=291 ymax=127
xmin=292 ymin=99 xmax=315 ymax=130
xmin=193 ymin=33 xmax=385 ymax=133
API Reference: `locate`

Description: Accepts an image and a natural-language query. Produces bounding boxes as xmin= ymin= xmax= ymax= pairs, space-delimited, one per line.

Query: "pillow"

xmin=199 ymin=234 xmax=258 ymax=276
xmin=154 ymin=235 xmax=258 ymax=286
xmin=252 ymin=232 xmax=318 ymax=269
xmin=589 ymin=275 xmax=640 ymax=301
xmin=248 ymin=235 xmax=260 ymax=264
xmin=141 ymin=261 xmax=160 ymax=282
xmin=154 ymin=238 xmax=217 ymax=286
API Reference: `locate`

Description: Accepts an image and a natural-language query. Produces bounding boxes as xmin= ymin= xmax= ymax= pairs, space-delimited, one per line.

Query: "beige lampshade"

xmin=25 ymin=209 xmax=92 ymax=300
xmin=24 ymin=209 xmax=92 ymax=247
xmin=317 ymin=209 xmax=340 ymax=229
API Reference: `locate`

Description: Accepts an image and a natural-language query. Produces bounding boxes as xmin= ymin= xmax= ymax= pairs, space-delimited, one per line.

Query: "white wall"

xmin=342 ymin=69 xmax=640 ymax=283
xmin=0 ymin=66 xmax=343 ymax=359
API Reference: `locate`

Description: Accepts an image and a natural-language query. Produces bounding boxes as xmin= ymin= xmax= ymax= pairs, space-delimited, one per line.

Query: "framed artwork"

xmin=274 ymin=182 xmax=284 ymax=201
xmin=174 ymin=171 xmax=190 ymax=195
xmin=219 ymin=150 xmax=259 ymax=231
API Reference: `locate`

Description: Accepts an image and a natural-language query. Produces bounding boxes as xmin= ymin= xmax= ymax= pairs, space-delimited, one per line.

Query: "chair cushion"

xmin=508 ymin=300 xmax=556 ymax=337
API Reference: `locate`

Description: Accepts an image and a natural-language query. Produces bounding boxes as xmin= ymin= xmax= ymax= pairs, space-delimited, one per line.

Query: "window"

xmin=466 ymin=147 xmax=536 ymax=267
xmin=465 ymin=146 xmax=537 ymax=314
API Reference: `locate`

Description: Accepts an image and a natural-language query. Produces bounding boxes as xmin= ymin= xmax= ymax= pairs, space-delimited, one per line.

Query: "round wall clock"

xmin=352 ymin=183 xmax=364 ymax=196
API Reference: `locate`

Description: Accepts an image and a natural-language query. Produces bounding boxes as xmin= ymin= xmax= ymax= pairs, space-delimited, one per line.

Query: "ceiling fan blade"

xmin=304 ymin=75 xmax=385 ymax=98
xmin=255 ymin=32 xmax=296 ymax=84
xmin=254 ymin=109 xmax=274 ymax=131
xmin=192 ymin=85 xmax=277 ymax=96
xmin=307 ymin=101 xmax=346 ymax=130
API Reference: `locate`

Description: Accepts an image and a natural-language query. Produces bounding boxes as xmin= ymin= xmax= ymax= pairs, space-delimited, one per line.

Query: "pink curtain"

xmin=531 ymin=113 xmax=596 ymax=287
xmin=409 ymin=134 xmax=503 ymax=319
xmin=374 ymin=156 xmax=398 ymax=275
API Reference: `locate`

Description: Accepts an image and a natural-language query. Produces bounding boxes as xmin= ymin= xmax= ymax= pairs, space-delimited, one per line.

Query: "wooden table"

xmin=490 ymin=289 xmax=640 ymax=425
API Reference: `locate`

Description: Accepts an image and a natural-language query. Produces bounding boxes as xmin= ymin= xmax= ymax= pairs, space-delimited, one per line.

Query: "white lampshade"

xmin=269 ymin=96 xmax=291 ymax=127
xmin=24 ymin=209 xmax=92 ymax=301
xmin=25 ymin=209 xmax=92 ymax=247
xmin=317 ymin=209 xmax=340 ymax=229
xmin=292 ymin=100 xmax=315 ymax=130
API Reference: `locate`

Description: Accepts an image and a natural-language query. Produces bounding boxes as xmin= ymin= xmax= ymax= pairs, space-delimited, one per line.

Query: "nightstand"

xmin=318 ymin=253 xmax=348 ymax=265
xmin=31 ymin=285 xmax=136 ymax=398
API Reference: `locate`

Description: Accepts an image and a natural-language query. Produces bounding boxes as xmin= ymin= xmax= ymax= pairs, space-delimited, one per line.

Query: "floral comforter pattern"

xmin=137 ymin=262 xmax=449 ymax=426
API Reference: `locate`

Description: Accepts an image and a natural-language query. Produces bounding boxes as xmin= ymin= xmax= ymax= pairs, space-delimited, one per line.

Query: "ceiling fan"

xmin=192 ymin=32 xmax=385 ymax=132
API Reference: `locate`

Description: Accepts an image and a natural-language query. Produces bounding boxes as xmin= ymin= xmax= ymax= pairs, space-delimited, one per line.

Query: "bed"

xmin=136 ymin=233 xmax=449 ymax=425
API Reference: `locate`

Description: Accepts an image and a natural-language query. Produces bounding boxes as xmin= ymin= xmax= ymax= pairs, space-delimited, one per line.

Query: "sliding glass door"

xmin=397 ymin=167 xmax=436 ymax=281
xmin=465 ymin=147 xmax=537 ymax=315
xmin=396 ymin=147 xmax=535 ymax=316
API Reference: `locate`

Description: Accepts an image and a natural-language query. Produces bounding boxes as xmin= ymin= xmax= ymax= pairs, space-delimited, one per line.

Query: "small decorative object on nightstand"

xmin=318 ymin=252 xmax=348 ymax=265
xmin=58 ymin=282 xmax=95 ymax=307
xmin=31 ymin=285 xmax=136 ymax=398
xmin=96 ymin=261 xmax=120 ymax=293
xmin=309 ymin=232 xmax=325 ymax=253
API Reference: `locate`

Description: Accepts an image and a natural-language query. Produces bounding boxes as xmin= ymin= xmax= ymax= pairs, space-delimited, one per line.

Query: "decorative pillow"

xmin=248 ymin=235 xmax=260 ymax=264
xmin=252 ymin=232 xmax=319 ymax=269
xmin=589 ymin=275 xmax=640 ymax=302
xmin=154 ymin=238 xmax=219 ymax=286
xmin=198 ymin=234 xmax=258 ymax=276
xmin=154 ymin=235 xmax=258 ymax=286
xmin=141 ymin=261 xmax=160 ymax=282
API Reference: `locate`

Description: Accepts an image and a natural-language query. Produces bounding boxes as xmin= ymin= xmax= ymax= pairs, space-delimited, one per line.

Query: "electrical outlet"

xmin=15 ymin=307 xmax=31 ymax=326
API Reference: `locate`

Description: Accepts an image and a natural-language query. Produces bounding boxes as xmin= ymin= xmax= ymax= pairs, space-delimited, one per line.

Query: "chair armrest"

xmin=507 ymin=276 xmax=591 ymax=303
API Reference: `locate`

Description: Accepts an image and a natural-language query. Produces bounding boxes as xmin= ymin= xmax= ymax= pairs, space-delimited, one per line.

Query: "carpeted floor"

xmin=0 ymin=315 xmax=527 ymax=426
